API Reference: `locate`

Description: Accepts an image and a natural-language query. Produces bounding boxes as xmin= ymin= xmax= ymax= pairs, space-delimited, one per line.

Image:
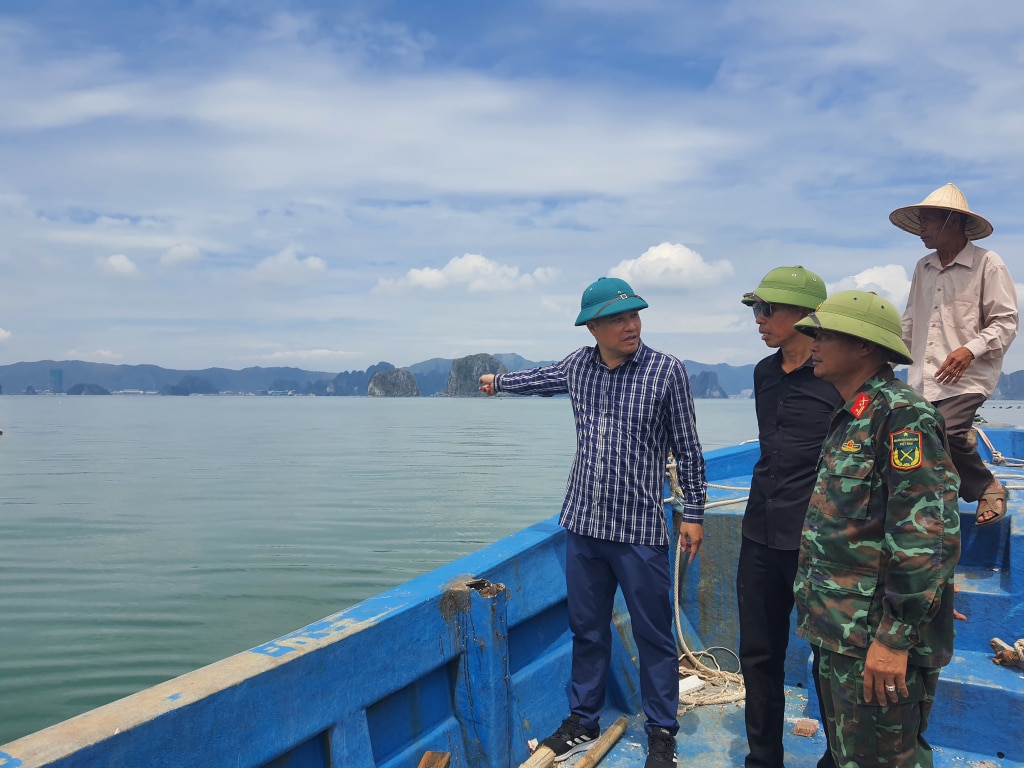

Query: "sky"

xmin=2 ymin=0 xmax=1024 ymax=373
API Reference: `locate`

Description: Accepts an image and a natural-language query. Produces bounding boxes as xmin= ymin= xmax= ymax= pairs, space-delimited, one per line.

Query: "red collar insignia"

xmin=850 ymin=392 xmax=871 ymax=418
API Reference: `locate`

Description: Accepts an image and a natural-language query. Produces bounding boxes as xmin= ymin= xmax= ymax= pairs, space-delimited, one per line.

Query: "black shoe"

xmin=541 ymin=714 xmax=600 ymax=762
xmin=645 ymin=727 xmax=677 ymax=768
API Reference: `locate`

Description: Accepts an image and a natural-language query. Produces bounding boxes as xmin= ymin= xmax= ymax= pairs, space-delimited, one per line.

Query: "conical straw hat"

xmin=889 ymin=183 xmax=993 ymax=240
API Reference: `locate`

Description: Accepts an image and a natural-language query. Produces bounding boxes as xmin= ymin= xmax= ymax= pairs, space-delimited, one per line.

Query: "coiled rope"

xmin=666 ymin=455 xmax=747 ymax=712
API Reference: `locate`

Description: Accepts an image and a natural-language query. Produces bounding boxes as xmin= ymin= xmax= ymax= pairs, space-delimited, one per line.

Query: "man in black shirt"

xmin=738 ymin=266 xmax=841 ymax=768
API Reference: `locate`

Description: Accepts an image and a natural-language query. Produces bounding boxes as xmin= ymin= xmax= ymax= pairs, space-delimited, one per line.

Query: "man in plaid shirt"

xmin=479 ymin=276 xmax=706 ymax=768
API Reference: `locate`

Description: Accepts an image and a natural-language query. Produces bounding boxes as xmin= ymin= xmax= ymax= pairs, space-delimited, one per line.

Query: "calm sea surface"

xmin=2 ymin=394 xmax=1023 ymax=744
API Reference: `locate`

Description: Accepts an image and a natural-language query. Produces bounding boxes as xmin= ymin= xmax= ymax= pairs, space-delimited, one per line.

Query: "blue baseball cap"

xmin=574 ymin=277 xmax=649 ymax=326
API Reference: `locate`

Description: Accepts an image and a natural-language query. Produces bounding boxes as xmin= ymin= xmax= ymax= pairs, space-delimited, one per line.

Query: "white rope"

xmin=973 ymin=426 xmax=1024 ymax=492
xmin=706 ymin=496 xmax=749 ymax=510
xmin=671 ymin=536 xmax=746 ymax=712
xmin=975 ymin=425 xmax=1024 ymax=470
xmin=665 ymin=453 xmax=746 ymax=713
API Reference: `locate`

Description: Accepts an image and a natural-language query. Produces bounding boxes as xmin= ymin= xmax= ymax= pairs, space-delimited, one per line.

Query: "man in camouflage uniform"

xmin=792 ymin=290 xmax=961 ymax=768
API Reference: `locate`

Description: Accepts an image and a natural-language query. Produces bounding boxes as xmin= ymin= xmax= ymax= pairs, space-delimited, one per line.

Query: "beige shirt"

xmin=902 ymin=242 xmax=1018 ymax=401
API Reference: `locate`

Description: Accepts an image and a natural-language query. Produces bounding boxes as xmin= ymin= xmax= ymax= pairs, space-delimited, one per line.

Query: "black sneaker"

xmin=645 ymin=727 xmax=677 ymax=768
xmin=541 ymin=714 xmax=599 ymax=762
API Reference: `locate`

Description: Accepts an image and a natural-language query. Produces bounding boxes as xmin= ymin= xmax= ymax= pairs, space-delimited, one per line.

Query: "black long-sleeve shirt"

xmin=743 ymin=351 xmax=841 ymax=550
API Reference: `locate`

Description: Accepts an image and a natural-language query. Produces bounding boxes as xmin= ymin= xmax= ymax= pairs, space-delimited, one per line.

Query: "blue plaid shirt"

xmin=494 ymin=341 xmax=706 ymax=546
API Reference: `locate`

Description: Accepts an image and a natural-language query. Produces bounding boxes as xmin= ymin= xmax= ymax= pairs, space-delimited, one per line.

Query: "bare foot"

xmin=953 ymin=583 xmax=966 ymax=621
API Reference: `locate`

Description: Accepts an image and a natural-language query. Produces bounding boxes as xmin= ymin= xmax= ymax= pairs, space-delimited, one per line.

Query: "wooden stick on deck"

xmin=417 ymin=752 xmax=451 ymax=768
xmin=517 ymin=716 xmax=630 ymax=768
xmin=517 ymin=745 xmax=557 ymax=768
xmin=573 ymin=717 xmax=629 ymax=768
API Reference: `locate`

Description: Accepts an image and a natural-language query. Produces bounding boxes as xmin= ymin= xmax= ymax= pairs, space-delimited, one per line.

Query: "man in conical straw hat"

xmin=892 ymin=183 xmax=1018 ymax=527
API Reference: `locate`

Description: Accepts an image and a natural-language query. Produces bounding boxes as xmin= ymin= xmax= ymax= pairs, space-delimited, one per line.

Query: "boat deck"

xmin=560 ymin=686 xmax=1016 ymax=767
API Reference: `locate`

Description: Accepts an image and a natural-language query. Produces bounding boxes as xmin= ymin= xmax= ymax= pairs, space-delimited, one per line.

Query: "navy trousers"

xmin=565 ymin=531 xmax=679 ymax=735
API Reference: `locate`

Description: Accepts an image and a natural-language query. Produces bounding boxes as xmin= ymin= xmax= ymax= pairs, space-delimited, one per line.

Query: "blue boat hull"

xmin=2 ymin=430 xmax=1022 ymax=767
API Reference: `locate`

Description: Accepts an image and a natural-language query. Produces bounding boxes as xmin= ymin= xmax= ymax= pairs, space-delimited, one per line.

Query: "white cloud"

xmin=48 ymin=227 xmax=184 ymax=250
xmin=609 ymin=243 xmax=734 ymax=290
xmin=67 ymin=348 xmax=123 ymax=360
xmin=97 ymin=253 xmax=139 ymax=277
xmin=251 ymin=245 xmax=326 ymax=284
xmin=259 ymin=348 xmax=349 ymax=363
xmin=3 ymin=4 xmax=1024 ymax=374
xmin=828 ymin=265 xmax=912 ymax=308
xmin=540 ymin=294 xmax=576 ymax=322
xmin=375 ymin=253 xmax=560 ymax=293
xmin=161 ymin=242 xmax=201 ymax=266
xmin=0 ymin=327 xmax=11 ymax=341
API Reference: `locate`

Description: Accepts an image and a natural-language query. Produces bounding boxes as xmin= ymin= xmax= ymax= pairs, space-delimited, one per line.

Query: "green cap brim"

xmin=794 ymin=312 xmax=913 ymax=366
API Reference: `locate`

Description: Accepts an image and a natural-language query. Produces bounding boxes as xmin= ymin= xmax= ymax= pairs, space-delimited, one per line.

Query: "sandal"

xmin=975 ymin=483 xmax=1008 ymax=528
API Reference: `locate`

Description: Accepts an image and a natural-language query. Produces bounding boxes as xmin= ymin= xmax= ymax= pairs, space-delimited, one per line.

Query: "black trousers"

xmin=933 ymin=393 xmax=994 ymax=502
xmin=737 ymin=537 xmax=834 ymax=768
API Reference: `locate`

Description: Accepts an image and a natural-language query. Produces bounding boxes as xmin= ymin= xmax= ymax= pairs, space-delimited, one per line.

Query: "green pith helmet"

xmin=740 ymin=265 xmax=826 ymax=310
xmin=575 ymin=277 xmax=649 ymax=326
xmin=794 ymin=290 xmax=913 ymax=365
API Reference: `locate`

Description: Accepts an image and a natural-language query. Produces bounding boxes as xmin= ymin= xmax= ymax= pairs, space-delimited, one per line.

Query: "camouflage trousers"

xmin=816 ymin=647 xmax=940 ymax=768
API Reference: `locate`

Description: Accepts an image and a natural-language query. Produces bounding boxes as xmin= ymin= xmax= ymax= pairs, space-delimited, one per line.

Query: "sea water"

xmin=0 ymin=394 xmax=1021 ymax=744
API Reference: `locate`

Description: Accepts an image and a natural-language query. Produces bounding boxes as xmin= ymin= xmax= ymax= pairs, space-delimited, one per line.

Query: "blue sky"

xmin=2 ymin=0 xmax=1023 ymax=373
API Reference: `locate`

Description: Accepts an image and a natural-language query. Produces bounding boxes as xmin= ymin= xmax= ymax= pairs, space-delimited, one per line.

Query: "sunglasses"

xmin=751 ymin=301 xmax=775 ymax=318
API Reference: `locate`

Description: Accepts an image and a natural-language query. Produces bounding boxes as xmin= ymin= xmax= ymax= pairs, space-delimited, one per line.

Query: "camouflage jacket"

xmin=794 ymin=367 xmax=961 ymax=667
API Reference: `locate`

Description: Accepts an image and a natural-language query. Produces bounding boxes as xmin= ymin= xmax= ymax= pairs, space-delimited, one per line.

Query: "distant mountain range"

xmin=0 ymin=356 xmax=756 ymax=398
xmin=4 ymin=357 xmax=1024 ymax=399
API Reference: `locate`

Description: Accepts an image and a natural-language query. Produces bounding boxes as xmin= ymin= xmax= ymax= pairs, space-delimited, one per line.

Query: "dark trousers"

xmin=738 ymin=538 xmax=834 ymax=768
xmin=565 ymin=531 xmax=679 ymax=735
xmin=933 ymin=393 xmax=994 ymax=502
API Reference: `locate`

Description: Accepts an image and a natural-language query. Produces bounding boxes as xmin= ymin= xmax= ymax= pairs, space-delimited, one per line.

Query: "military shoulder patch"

xmin=890 ymin=429 xmax=923 ymax=471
